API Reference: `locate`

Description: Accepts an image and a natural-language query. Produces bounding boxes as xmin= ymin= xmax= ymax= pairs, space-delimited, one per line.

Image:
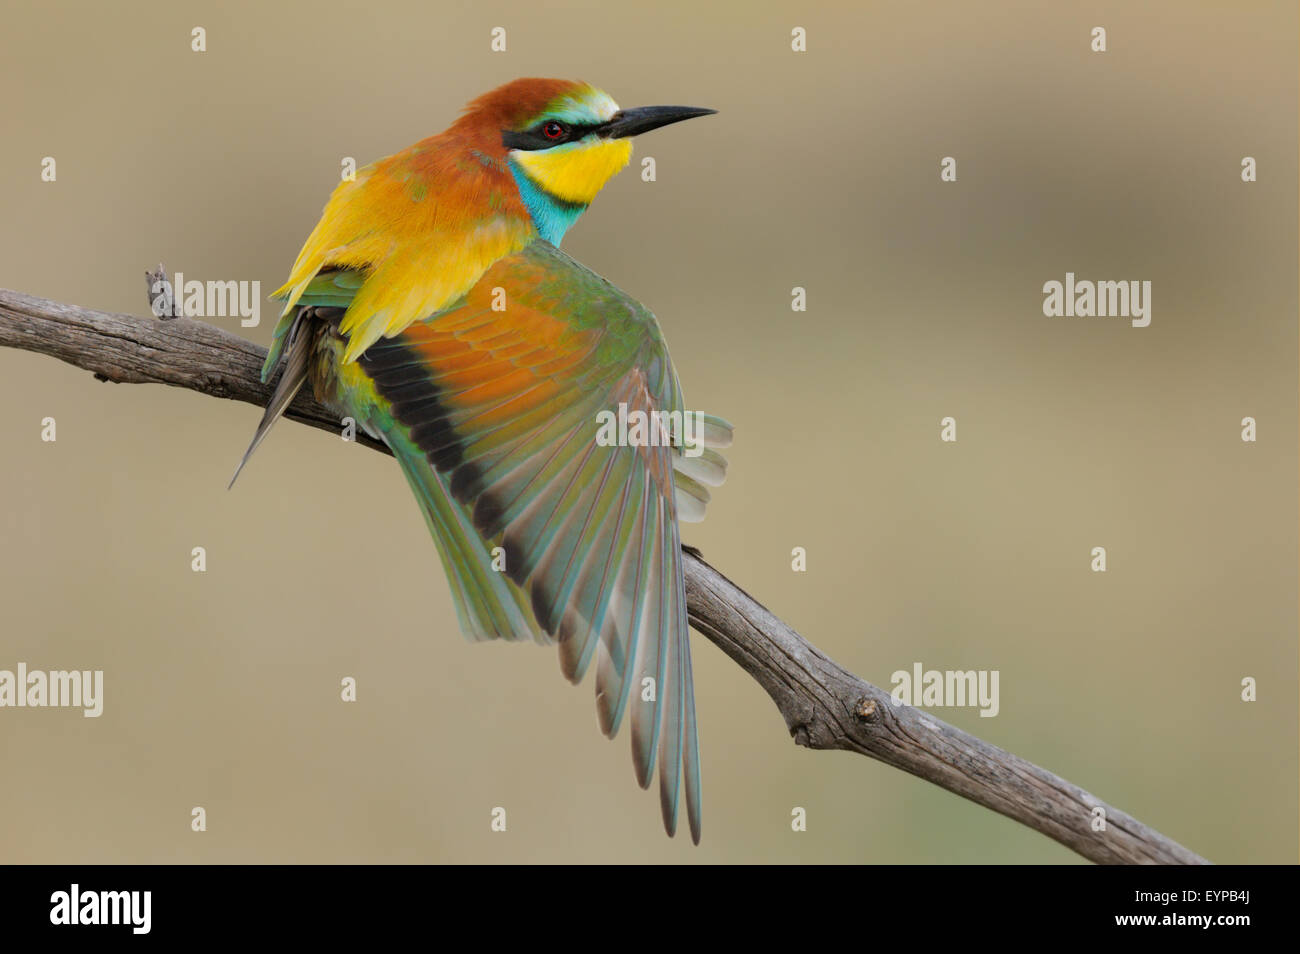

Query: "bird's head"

xmin=455 ymin=78 xmax=715 ymax=243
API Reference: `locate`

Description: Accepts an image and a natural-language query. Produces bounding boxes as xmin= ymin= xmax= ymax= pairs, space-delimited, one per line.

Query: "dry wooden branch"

xmin=0 ymin=282 xmax=1209 ymax=865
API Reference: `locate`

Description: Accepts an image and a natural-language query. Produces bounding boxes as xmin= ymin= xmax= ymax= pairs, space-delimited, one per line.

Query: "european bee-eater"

xmin=234 ymin=78 xmax=731 ymax=843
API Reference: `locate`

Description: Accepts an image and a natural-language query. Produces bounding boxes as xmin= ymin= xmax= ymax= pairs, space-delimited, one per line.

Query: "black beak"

xmin=599 ymin=105 xmax=717 ymax=139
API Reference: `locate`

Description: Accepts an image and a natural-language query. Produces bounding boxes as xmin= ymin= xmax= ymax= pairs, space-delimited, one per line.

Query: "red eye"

xmin=542 ymin=120 xmax=566 ymax=140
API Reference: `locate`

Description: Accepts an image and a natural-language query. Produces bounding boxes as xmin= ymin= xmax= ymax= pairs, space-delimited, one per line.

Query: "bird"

xmin=232 ymin=78 xmax=732 ymax=843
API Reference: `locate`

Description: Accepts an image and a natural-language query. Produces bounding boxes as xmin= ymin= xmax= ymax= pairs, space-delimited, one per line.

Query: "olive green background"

xmin=1 ymin=0 xmax=1296 ymax=863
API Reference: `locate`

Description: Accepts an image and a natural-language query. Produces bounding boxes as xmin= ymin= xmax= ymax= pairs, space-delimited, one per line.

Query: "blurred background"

xmin=1 ymin=0 xmax=1295 ymax=863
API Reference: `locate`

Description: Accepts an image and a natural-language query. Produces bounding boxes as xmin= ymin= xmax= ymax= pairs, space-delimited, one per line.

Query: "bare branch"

xmin=0 ymin=285 xmax=1208 ymax=865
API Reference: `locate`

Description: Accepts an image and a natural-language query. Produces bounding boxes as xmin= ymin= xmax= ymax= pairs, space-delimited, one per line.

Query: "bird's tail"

xmin=229 ymin=310 xmax=314 ymax=489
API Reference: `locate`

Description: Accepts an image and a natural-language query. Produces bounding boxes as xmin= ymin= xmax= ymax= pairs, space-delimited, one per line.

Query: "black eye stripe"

xmin=501 ymin=121 xmax=604 ymax=151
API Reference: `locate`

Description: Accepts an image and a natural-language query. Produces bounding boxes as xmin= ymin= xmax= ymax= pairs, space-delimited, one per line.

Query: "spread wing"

xmin=356 ymin=240 xmax=706 ymax=841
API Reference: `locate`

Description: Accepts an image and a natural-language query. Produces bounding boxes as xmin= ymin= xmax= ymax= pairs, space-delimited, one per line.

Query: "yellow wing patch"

xmin=335 ymin=217 xmax=532 ymax=361
xmin=272 ymin=154 xmax=536 ymax=364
